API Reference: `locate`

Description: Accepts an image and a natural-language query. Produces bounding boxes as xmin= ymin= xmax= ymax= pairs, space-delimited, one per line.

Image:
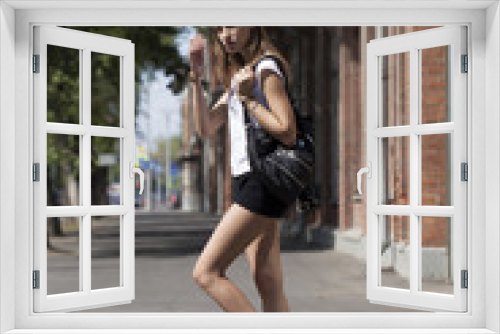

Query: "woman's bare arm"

xmin=191 ymin=80 xmax=229 ymax=138
xmin=243 ymin=69 xmax=297 ymax=146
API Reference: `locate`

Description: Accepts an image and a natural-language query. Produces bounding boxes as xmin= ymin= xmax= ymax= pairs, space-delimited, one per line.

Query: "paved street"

xmin=46 ymin=212 xmax=450 ymax=313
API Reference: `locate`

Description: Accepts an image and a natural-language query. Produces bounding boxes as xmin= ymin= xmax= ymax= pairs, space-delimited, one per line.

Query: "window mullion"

xmin=409 ymin=47 xmax=419 ymax=294
xmin=82 ymin=47 xmax=91 ymax=294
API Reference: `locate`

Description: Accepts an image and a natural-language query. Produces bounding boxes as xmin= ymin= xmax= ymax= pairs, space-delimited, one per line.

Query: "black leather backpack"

xmin=244 ymin=53 xmax=320 ymax=211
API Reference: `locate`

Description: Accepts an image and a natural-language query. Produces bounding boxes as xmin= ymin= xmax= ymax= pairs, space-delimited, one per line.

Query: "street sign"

xmin=170 ymin=162 xmax=179 ymax=177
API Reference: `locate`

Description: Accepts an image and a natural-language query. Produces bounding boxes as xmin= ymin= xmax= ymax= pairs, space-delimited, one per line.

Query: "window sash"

xmin=32 ymin=25 xmax=136 ymax=313
xmin=365 ymin=25 xmax=467 ymax=312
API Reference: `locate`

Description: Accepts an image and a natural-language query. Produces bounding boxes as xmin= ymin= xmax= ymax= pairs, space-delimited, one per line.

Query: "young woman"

xmin=188 ymin=26 xmax=297 ymax=312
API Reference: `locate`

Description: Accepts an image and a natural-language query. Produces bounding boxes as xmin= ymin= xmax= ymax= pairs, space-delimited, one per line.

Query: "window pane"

xmin=47 ymin=216 xmax=80 ymax=295
xmin=420 ymin=216 xmax=453 ymax=295
xmin=380 ymin=136 xmax=410 ymax=205
xmin=421 ymin=45 xmax=452 ymax=124
xmin=47 ymin=44 xmax=80 ymax=124
xmin=91 ymin=136 xmax=121 ymax=205
xmin=380 ymin=51 xmax=410 ymax=127
xmin=421 ymin=133 xmax=453 ymax=206
xmin=92 ymin=216 xmax=121 ymax=290
xmin=380 ymin=215 xmax=410 ymax=290
xmin=47 ymin=133 xmax=80 ymax=206
xmin=91 ymin=52 xmax=121 ymax=127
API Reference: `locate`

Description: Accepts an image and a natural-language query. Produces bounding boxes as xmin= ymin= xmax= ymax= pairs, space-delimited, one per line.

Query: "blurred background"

xmin=44 ymin=26 xmax=454 ymax=312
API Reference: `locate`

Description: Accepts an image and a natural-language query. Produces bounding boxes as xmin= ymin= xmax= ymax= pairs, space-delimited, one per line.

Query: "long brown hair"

xmin=206 ymin=26 xmax=293 ymax=91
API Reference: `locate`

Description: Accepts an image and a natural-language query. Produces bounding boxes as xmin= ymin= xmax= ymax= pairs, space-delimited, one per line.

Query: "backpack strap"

xmin=251 ymin=52 xmax=293 ymax=102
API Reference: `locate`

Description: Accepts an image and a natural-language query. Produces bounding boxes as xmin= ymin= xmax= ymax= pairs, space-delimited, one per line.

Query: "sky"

xmin=136 ymin=26 xmax=196 ymax=154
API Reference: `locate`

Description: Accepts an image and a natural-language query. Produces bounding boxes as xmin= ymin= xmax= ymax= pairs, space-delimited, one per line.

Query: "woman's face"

xmin=216 ymin=26 xmax=252 ymax=54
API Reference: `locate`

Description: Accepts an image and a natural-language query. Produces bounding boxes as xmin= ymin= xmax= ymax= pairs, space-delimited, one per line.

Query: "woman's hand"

xmin=235 ymin=65 xmax=256 ymax=101
xmin=188 ymin=34 xmax=206 ymax=77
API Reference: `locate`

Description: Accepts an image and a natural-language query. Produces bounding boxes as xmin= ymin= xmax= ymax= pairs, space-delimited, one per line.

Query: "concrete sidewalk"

xmin=45 ymin=214 xmax=452 ymax=313
xmin=49 ymin=247 xmax=430 ymax=313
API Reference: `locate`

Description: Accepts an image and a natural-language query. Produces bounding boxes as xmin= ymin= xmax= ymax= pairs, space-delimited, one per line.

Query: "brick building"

xmin=179 ymin=26 xmax=451 ymax=280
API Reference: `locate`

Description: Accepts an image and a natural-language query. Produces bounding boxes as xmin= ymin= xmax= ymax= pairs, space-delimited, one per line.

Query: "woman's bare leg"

xmin=192 ymin=203 xmax=278 ymax=312
xmin=245 ymin=221 xmax=290 ymax=312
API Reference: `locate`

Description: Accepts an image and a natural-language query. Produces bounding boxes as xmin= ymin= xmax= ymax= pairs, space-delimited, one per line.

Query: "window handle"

xmin=357 ymin=161 xmax=372 ymax=195
xmin=129 ymin=161 xmax=144 ymax=195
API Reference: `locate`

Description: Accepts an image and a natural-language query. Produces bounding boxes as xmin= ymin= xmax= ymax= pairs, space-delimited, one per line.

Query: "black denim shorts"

xmin=231 ymin=170 xmax=293 ymax=219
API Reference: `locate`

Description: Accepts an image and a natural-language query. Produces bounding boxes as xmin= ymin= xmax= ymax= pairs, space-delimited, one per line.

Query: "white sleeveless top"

xmin=228 ymin=58 xmax=285 ymax=176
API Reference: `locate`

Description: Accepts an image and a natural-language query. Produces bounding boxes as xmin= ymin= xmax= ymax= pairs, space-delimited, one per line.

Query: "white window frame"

xmin=0 ymin=1 xmax=498 ymax=333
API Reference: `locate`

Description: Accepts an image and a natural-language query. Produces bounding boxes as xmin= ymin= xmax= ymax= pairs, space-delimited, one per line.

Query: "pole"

xmin=146 ymin=64 xmax=154 ymax=212
xmin=156 ymin=165 xmax=160 ymax=211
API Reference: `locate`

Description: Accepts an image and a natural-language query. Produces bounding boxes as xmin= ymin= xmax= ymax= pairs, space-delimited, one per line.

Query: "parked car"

xmin=107 ymin=182 xmax=121 ymax=205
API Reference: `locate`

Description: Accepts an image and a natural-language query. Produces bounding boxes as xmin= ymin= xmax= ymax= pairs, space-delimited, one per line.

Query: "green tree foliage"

xmin=66 ymin=26 xmax=192 ymax=101
xmin=47 ymin=26 xmax=190 ymax=215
